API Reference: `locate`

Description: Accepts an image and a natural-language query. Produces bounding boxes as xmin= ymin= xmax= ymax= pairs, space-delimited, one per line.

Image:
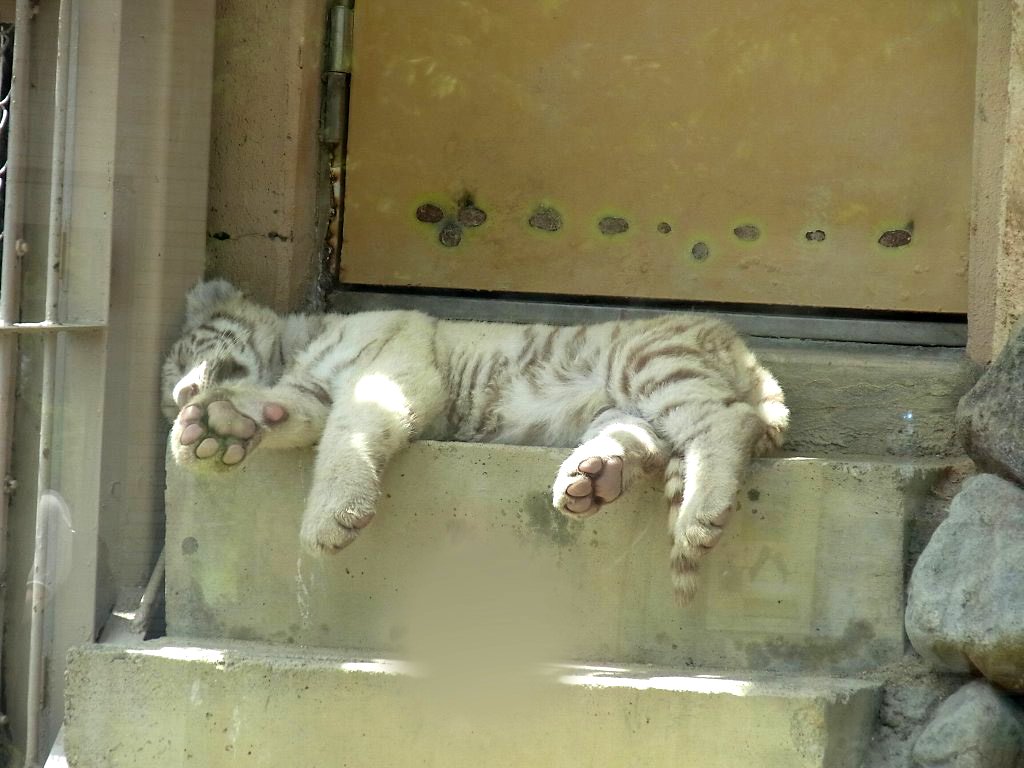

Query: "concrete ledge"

xmin=65 ymin=639 xmax=880 ymax=768
xmin=167 ymin=441 xmax=949 ymax=673
xmin=753 ymin=339 xmax=976 ymax=458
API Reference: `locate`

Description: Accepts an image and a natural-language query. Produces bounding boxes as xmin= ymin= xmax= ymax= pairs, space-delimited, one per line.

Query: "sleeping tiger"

xmin=162 ymin=280 xmax=788 ymax=602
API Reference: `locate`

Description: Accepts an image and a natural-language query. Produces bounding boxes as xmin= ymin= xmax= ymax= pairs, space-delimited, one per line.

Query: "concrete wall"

xmin=969 ymin=0 xmax=1024 ymax=362
xmin=205 ymin=0 xmax=334 ymax=313
xmin=100 ymin=0 xmax=214 ymax=601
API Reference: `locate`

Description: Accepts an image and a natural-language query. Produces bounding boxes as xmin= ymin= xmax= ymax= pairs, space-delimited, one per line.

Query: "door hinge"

xmin=327 ymin=3 xmax=354 ymax=75
xmin=323 ymin=2 xmax=355 ymax=280
xmin=322 ymin=2 xmax=353 ymax=144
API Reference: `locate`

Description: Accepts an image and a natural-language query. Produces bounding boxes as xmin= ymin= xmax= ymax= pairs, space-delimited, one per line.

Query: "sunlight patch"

xmin=558 ymin=671 xmax=754 ymax=696
xmin=354 ymin=373 xmax=411 ymax=419
xmin=127 ymin=646 xmax=225 ymax=665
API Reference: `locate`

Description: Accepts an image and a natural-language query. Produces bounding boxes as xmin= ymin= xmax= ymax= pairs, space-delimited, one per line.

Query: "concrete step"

xmin=751 ymin=338 xmax=976 ymax=458
xmin=65 ymin=638 xmax=880 ymax=768
xmin=166 ymin=441 xmax=951 ymax=674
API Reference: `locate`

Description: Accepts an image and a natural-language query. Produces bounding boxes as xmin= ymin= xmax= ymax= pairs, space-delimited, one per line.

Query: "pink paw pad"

xmin=561 ymin=455 xmax=624 ymax=516
xmin=263 ymin=402 xmax=287 ymax=423
xmin=176 ymin=398 xmax=266 ymax=467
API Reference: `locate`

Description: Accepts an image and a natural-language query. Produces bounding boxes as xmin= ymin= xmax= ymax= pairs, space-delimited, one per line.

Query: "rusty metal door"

xmin=340 ymin=1 xmax=975 ymax=313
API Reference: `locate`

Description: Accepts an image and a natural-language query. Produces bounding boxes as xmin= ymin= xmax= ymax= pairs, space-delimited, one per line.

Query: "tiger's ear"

xmin=184 ymin=279 xmax=242 ymax=326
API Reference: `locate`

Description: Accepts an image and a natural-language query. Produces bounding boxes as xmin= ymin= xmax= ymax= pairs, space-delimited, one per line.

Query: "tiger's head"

xmin=161 ymin=280 xmax=282 ymax=421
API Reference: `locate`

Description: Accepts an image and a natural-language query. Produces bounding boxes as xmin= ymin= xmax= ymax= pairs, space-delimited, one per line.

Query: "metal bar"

xmin=328 ymin=290 xmax=969 ymax=348
xmin=129 ymin=547 xmax=165 ymax=636
xmin=0 ymin=15 xmax=25 ymax=322
xmin=0 ymin=0 xmax=32 ymax=741
xmin=25 ymin=0 xmax=74 ymax=762
xmin=42 ymin=5 xmax=70 ymax=326
xmin=0 ymin=322 xmax=106 ymax=334
xmin=24 ymin=330 xmax=56 ymax=768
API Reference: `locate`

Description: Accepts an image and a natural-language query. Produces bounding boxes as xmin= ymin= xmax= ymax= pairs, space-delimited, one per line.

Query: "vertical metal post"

xmin=25 ymin=0 xmax=74 ymax=763
xmin=0 ymin=0 xmax=33 ymax=736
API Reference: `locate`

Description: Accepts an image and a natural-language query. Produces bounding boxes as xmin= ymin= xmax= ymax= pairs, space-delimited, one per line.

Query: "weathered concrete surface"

xmin=206 ymin=0 xmax=333 ymax=312
xmin=753 ymin=339 xmax=976 ymax=458
xmin=906 ymin=474 xmax=1024 ymax=691
xmin=968 ymin=0 xmax=1024 ymax=364
xmin=912 ymin=680 xmax=1024 ymax=768
xmin=65 ymin=639 xmax=880 ymax=768
xmin=167 ymin=441 xmax=948 ymax=674
xmin=956 ymin=320 xmax=1024 ymax=483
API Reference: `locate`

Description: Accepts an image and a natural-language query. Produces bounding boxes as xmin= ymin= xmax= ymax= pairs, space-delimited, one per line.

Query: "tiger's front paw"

xmin=171 ymin=393 xmax=288 ymax=471
xmin=300 ymin=498 xmax=376 ymax=554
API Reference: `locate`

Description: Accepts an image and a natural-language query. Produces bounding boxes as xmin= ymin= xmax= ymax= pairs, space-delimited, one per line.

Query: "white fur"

xmin=163 ymin=281 xmax=788 ymax=600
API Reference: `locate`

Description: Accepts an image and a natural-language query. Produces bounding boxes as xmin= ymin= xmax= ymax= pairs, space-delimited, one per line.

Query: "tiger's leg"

xmin=171 ymin=377 xmax=332 ymax=470
xmin=661 ymin=401 xmax=764 ymax=603
xmin=300 ymin=375 xmax=446 ymax=553
xmin=552 ymin=408 xmax=668 ymax=518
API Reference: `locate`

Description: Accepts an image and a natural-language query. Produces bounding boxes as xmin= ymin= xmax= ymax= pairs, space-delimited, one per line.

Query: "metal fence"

xmin=0 ymin=23 xmax=14 ymax=252
xmin=0 ymin=2 xmax=99 ymax=766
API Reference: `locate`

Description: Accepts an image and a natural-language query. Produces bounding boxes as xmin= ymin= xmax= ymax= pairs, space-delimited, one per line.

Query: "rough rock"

xmin=957 ymin=322 xmax=1024 ymax=484
xmin=905 ymin=474 xmax=1024 ymax=690
xmin=863 ymin=657 xmax=961 ymax=768
xmin=912 ymin=680 xmax=1024 ymax=768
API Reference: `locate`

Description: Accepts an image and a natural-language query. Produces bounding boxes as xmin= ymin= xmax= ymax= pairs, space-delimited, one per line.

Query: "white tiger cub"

xmin=162 ymin=280 xmax=788 ymax=602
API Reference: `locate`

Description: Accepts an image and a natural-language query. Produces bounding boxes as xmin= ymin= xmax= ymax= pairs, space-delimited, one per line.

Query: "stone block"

xmin=957 ymin=322 xmax=1024 ymax=483
xmin=167 ymin=441 xmax=947 ymax=673
xmin=906 ymin=474 xmax=1024 ymax=690
xmin=912 ymin=680 xmax=1024 ymax=768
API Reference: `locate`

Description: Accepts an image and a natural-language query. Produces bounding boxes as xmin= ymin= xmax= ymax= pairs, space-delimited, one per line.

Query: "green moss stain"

xmin=522 ymin=491 xmax=581 ymax=547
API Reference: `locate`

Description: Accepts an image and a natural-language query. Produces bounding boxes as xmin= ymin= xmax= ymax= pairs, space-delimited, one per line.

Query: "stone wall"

xmin=896 ymin=325 xmax=1024 ymax=766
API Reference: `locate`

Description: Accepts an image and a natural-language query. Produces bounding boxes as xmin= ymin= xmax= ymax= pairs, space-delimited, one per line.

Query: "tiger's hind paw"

xmin=300 ymin=493 xmax=377 ymax=554
xmin=552 ymin=454 xmax=624 ymax=518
